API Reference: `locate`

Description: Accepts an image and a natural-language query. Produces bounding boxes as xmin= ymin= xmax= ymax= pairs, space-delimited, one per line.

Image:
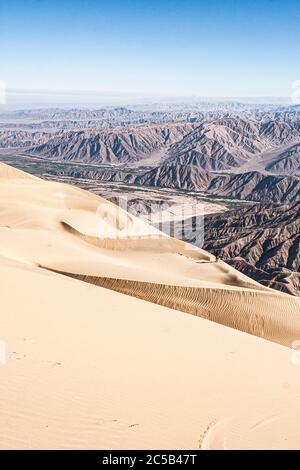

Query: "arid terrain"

xmin=1 ymin=162 xmax=300 ymax=450
xmin=3 ymin=0 xmax=300 ymax=453
xmin=0 ymin=105 xmax=299 ymax=295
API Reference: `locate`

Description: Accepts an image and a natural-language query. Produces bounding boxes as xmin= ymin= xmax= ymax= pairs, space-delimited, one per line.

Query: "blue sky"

xmin=1 ymin=0 xmax=300 ymax=98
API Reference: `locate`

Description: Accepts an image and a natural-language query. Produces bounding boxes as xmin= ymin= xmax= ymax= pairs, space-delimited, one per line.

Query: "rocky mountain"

xmin=29 ymin=123 xmax=194 ymax=163
xmin=0 ymin=130 xmax=52 ymax=148
xmin=259 ymin=120 xmax=300 ymax=145
xmin=3 ymin=115 xmax=298 ymax=176
xmin=2 ymin=108 xmax=300 ymax=300
xmin=40 ymin=160 xmax=300 ymax=204
xmin=134 ymin=166 xmax=300 ymax=203
xmin=165 ymin=118 xmax=265 ymax=170
xmin=136 ymin=163 xmax=210 ymax=191
xmin=203 ymin=203 xmax=300 ymax=296
xmin=266 ymin=143 xmax=300 ymax=175
xmin=206 ymin=171 xmax=300 ymax=203
xmin=165 ymin=117 xmax=300 ymax=171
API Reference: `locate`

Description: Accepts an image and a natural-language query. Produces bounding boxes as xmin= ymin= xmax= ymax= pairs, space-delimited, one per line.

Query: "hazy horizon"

xmin=0 ymin=87 xmax=298 ymax=111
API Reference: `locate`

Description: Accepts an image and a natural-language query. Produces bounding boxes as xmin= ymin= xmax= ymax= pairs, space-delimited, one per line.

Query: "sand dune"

xmin=0 ymin=162 xmax=300 ymax=449
xmin=0 ymin=162 xmax=299 ymax=346
xmin=40 ymin=268 xmax=300 ymax=347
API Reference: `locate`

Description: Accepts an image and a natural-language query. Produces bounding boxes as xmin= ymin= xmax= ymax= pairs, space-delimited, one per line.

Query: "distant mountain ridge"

xmin=28 ymin=123 xmax=194 ymax=163
xmin=22 ymin=116 xmax=300 ymax=173
xmin=0 ymin=130 xmax=51 ymax=148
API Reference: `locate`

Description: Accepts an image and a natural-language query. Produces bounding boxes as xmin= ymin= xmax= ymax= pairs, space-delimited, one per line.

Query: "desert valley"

xmin=1 ymin=104 xmax=300 ymax=295
xmin=0 ymin=102 xmax=300 ymax=449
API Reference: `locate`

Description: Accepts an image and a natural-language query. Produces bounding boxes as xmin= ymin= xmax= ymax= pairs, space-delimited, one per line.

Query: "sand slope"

xmin=0 ymin=163 xmax=299 ymax=347
xmin=0 ymin=162 xmax=300 ymax=449
xmin=1 ymin=256 xmax=300 ymax=450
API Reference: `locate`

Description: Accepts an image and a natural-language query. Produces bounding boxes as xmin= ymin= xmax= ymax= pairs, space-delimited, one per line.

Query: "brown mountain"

xmin=206 ymin=171 xmax=300 ymax=203
xmin=266 ymin=143 xmax=300 ymax=175
xmin=165 ymin=117 xmax=300 ymax=171
xmin=17 ymin=116 xmax=300 ymax=176
xmin=136 ymin=163 xmax=210 ymax=191
xmin=203 ymin=203 xmax=300 ymax=296
xmin=29 ymin=123 xmax=194 ymax=163
xmin=135 ymin=167 xmax=300 ymax=203
xmin=0 ymin=130 xmax=51 ymax=148
xmin=259 ymin=120 xmax=300 ymax=145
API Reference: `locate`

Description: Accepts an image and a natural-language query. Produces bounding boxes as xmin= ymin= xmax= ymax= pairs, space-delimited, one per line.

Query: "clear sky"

xmin=1 ymin=0 xmax=300 ymax=98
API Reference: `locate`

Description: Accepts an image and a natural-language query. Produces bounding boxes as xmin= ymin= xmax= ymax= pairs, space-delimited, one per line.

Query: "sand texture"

xmin=0 ymin=162 xmax=300 ymax=449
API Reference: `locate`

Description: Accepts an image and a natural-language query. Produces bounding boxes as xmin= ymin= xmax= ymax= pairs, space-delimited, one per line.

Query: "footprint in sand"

xmin=199 ymin=414 xmax=285 ymax=450
xmin=9 ymin=351 xmax=27 ymax=361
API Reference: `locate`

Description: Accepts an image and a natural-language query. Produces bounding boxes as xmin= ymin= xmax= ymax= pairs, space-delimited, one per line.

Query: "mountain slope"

xmin=165 ymin=117 xmax=300 ymax=171
xmin=266 ymin=143 xmax=300 ymax=175
xmin=29 ymin=123 xmax=194 ymax=163
xmin=23 ymin=116 xmax=300 ymax=171
xmin=134 ymin=166 xmax=300 ymax=203
xmin=0 ymin=130 xmax=52 ymax=148
xmin=136 ymin=163 xmax=210 ymax=191
xmin=206 ymin=171 xmax=300 ymax=203
xmin=203 ymin=203 xmax=300 ymax=295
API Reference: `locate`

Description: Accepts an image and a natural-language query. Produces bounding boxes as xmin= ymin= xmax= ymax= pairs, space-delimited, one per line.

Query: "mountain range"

xmin=1 ymin=110 xmax=300 ymax=296
xmin=22 ymin=116 xmax=300 ymax=172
